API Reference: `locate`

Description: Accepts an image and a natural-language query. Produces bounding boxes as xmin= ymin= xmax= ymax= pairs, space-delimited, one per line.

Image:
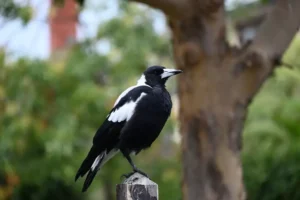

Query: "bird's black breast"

xmin=118 ymin=86 xmax=172 ymax=151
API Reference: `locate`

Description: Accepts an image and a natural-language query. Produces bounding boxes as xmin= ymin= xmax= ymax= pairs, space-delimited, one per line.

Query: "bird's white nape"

xmin=112 ymin=74 xmax=150 ymax=107
xmin=137 ymin=74 xmax=148 ymax=86
xmin=113 ymin=86 xmax=136 ymax=106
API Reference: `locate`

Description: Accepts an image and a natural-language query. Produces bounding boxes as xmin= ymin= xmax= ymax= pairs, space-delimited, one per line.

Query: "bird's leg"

xmin=120 ymin=149 xmax=148 ymax=178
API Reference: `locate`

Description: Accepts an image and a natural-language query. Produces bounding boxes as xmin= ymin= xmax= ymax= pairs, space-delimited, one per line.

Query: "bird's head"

xmin=137 ymin=66 xmax=182 ymax=87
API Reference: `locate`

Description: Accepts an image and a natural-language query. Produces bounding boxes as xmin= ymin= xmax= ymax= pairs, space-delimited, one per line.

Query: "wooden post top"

xmin=116 ymin=173 xmax=158 ymax=200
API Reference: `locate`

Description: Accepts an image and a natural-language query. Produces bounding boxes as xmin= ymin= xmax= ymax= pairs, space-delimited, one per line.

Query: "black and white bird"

xmin=75 ymin=65 xmax=182 ymax=192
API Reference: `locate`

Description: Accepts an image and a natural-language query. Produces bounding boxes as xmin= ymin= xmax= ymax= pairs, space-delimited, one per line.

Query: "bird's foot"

xmin=133 ymin=168 xmax=149 ymax=178
xmin=120 ymin=171 xmax=135 ymax=179
xmin=120 ymin=169 xmax=149 ymax=180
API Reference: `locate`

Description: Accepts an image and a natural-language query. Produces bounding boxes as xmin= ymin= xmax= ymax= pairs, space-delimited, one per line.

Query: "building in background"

xmin=49 ymin=0 xmax=77 ymax=58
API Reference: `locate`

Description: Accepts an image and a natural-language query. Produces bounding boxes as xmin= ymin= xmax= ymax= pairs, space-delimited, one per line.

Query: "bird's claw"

xmin=120 ymin=171 xmax=135 ymax=179
xmin=120 ymin=169 xmax=149 ymax=180
xmin=134 ymin=168 xmax=149 ymax=178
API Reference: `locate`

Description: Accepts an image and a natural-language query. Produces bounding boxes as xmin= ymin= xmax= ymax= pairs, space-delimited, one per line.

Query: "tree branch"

xmin=235 ymin=13 xmax=266 ymax=45
xmin=233 ymin=0 xmax=300 ymax=104
xmin=251 ymin=0 xmax=300 ymax=63
xmin=129 ymin=0 xmax=190 ymax=18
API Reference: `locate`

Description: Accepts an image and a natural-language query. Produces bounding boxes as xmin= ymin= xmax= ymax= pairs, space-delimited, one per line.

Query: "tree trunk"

xmin=130 ymin=0 xmax=300 ymax=199
xmin=168 ymin=4 xmax=246 ymax=200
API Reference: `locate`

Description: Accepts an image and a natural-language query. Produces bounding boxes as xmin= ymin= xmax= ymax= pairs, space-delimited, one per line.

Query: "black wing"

xmin=93 ymin=85 xmax=152 ymax=144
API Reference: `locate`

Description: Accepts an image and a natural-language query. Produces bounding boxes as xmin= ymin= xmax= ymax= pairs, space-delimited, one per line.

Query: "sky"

xmin=0 ymin=0 xmax=257 ymax=60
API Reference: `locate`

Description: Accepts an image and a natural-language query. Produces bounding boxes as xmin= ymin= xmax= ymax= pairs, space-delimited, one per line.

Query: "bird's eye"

xmin=154 ymin=70 xmax=160 ymax=74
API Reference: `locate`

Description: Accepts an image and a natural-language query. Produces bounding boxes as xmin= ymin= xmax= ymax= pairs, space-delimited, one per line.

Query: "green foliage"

xmin=0 ymin=0 xmax=32 ymax=24
xmin=0 ymin=0 xmax=20 ymax=19
xmin=243 ymin=36 xmax=300 ymax=200
xmin=96 ymin=4 xmax=171 ymax=85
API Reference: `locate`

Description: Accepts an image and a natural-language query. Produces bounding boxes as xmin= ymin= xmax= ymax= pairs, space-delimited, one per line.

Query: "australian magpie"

xmin=75 ymin=65 xmax=182 ymax=192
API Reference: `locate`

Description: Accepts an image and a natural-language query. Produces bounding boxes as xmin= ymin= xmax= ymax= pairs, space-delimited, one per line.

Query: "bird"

xmin=75 ymin=65 xmax=182 ymax=192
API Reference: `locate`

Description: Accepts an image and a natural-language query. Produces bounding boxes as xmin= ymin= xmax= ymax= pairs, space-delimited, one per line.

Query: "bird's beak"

xmin=161 ymin=69 xmax=183 ymax=79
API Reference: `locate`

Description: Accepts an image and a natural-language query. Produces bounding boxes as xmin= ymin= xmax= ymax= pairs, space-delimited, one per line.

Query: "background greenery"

xmin=1 ymin=1 xmax=300 ymax=200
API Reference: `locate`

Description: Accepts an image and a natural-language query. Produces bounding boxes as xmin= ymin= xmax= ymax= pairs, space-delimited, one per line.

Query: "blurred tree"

xmin=0 ymin=0 xmax=32 ymax=24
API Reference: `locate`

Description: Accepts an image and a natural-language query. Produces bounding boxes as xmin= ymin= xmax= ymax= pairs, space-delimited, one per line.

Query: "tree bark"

xmin=169 ymin=3 xmax=246 ymax=199
xmin=129 ymin=0 xmax=300 ymax=199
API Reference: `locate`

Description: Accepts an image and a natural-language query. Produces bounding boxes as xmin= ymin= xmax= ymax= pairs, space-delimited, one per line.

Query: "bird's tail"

xmin=75 ymin=145 xmax=99 ymax=182
xmin=75 ymin=147 xmax=119 ymax=192
xmin=81 ymin=154 xmax=103 ymax=192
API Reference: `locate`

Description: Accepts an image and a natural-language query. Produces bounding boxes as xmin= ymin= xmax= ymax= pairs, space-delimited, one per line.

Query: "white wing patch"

xmin=108 ymin=92 xmax=147 ymax=123
xmin=137 ymin=74 xmax=147 ymax=86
